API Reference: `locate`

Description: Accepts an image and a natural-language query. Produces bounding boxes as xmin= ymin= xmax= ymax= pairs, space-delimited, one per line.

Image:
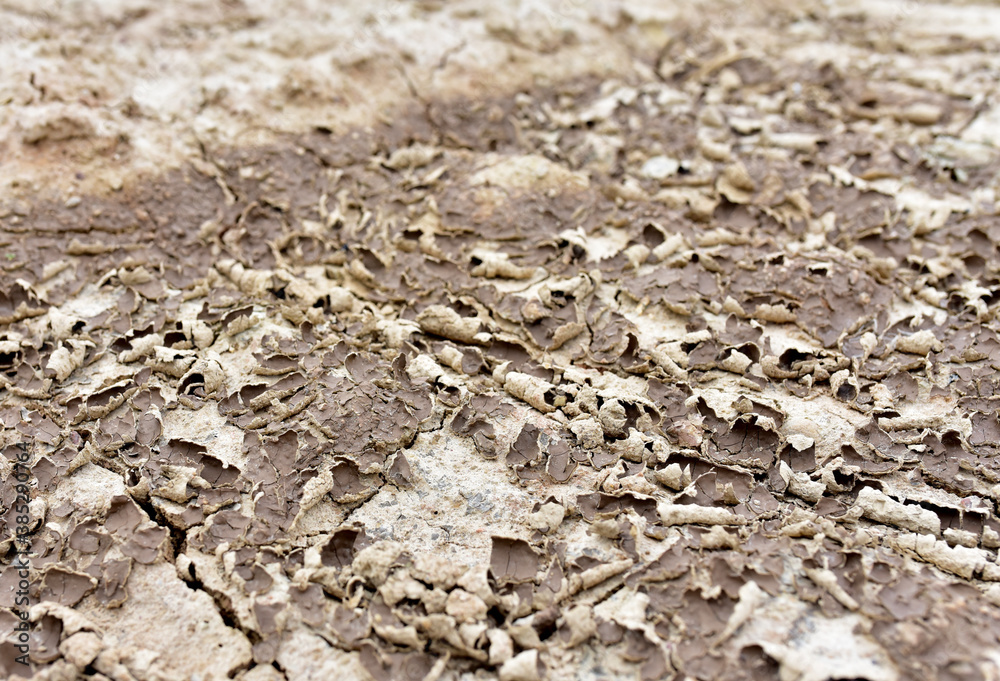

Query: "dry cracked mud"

xmin=3 ymin=1 xmax=1000 ymax=680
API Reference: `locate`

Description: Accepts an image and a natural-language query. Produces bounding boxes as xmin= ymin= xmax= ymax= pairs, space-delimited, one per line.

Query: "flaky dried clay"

xmin=5 ymin=2 xmax=1000 ymax=681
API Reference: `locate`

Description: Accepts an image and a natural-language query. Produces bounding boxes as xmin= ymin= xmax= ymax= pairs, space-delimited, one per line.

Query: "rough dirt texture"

xmin=3 ymin=1 xmax=1000 ymax=680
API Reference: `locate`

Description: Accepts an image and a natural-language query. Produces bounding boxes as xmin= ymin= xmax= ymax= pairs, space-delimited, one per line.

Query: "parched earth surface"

xmin=3 ymin=1 xmax=1000 ymax=680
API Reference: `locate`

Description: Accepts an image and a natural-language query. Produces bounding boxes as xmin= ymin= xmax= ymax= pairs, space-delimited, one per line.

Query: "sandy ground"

xmin=2 ymin=1 xmax=1000 ymax=680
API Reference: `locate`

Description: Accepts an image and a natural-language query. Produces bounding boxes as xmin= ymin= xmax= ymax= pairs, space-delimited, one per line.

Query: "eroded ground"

xmin=3 ymin=1 xmax=1000 ymax=680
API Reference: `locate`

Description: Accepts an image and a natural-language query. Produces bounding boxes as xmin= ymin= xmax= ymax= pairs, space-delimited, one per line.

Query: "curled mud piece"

xmin=501 ymin=372 xmax=568 ymax=414
xmin=417 ymin=306 xmax=488 ymax=345
xmin=658 ymin=503 xmax=748 ymax=527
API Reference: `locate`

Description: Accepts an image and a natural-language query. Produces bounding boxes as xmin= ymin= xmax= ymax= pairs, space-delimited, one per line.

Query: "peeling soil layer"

xmin=3 ymin=1 xmax=1000 ymax=680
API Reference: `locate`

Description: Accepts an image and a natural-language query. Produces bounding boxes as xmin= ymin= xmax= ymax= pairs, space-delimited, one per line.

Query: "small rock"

xmin=445 ymin=588 xmax=488 ymax=623
xmin=384 ymin=143 xmax=441 ymax=170
xmin=499 ymin=650 xmax=541 ymax=681
xmin=526 ymin=502 xmax=565 ymax=533
xmin=487 ymin=628 xmax=515 ymax=665
xmin=895 ymin=329 xmax=943 ymax=355
xmin=718 ymin=67 xmax=742 ymax=91
xmin=60 ymin=632 xmax=103 ymax=669
xmin=723 ymin=162 xmax=755 ymax=192
xmin=729 ymin=116 xmax=763 ymax=134
xmin=640 ymin=156 xmax=679 ymax=180
xmin=898 ymin=102 xmax=942 ymax=126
